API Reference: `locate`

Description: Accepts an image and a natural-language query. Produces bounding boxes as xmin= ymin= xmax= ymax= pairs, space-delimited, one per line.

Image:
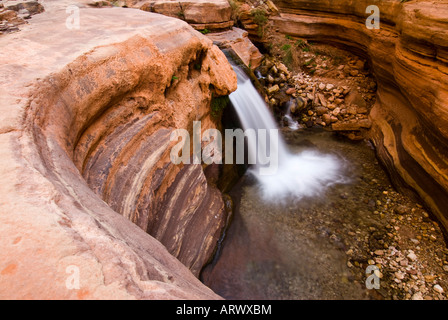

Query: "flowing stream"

xmin=201 ymin=63 xmax=391 ymax=299
xmin=228 ymin=63 xmax=347 ymax=202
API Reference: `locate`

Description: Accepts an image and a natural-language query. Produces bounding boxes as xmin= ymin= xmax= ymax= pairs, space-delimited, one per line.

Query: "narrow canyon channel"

xmin=1 ymin=0 xmax=447 ymax=301
xmin=203 ymin=129 xmax=386 ymax=299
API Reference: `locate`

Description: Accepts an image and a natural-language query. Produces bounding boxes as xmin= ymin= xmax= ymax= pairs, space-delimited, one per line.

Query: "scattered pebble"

xmin=412 ymin=292 xmax=423 ymax=300
xmin=407 ymin=251 xmax=418 ymax=262
xmin=434 ymin=284 xmax=444 ymax=294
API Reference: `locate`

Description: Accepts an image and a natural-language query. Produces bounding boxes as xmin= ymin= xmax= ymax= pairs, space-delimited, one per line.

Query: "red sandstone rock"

xmin=0 ymin=0 xmax=236 ymax=299
xmin=332 ymin=119 xmax=372 ymax=131
xmin=271 ymin=0 xmax=448 ymax=234
xmin=138 ymin=0 xmax=234 ymax=31
xmin=286 ymin=87 xmax=296 ymax=95
xmin=206 ymin=27 xmax=264 ymax=70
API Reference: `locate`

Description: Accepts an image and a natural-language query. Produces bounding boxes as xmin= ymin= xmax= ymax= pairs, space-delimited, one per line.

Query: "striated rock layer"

xmin=206 ymin=27 xmax=264 ymax=70
xmin=131 ymin=0 xmax=234 ymax=31
xmin=0 ymin=0 xmax=236 ymax=299
xmin=271 ymin=0 xmax=448 ymax=234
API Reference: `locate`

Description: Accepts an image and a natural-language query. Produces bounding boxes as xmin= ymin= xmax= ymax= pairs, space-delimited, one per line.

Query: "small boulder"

xmin=434 ymin=285 xmax=444 ymax=294
xmin=354 ymin=60 xmax=365 ymax=70
xmin=315 ymin=106 xmax=327 ymax=116
xmin=332 ymin=107 xmax=341 ymax=116
xmin=407 ymin=251 xmax=418 ymax=262
xmin=347 ymin=106 xmax=358 ymax=115
xmin=412 ymin=292 xmax=424 ymax=300
xmin=322 ymin=113 xmax=332 ymax=125
xmin=286 ymin=87 xmax=296 ymax=95
xmin=345 ymin=90 xmax=367 ymax=109
xmin=349 ymin=69 xmax=359 ymax=77
xmin=357 ymin=106 xmax=368 ymax=114
xmin=394 ymin=205 xmax=411 ymax=215
xmin=267 ymin=84 xmax=279 ymax=95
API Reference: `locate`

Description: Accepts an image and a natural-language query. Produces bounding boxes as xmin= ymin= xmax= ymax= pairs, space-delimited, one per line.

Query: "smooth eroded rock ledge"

xmin=0 ymin=0 xmax=236 ymax=299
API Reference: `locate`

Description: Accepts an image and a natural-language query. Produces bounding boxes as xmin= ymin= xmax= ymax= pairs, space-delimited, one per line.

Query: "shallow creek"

xmin=202 ymin=128 xmax=447 ymax=300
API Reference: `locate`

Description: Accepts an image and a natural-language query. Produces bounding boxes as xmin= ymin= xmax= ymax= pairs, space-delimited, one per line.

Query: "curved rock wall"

xmin=270 ymin=0 xmax=448 ymax=233
xmin=0 ymin=1 xmax=235 ymax=299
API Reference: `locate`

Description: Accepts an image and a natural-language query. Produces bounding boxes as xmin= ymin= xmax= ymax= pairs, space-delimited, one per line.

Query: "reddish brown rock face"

xmin=0 ymin=1 xmax=236 ymax=299
xmin=61 ymin=38 xmax=235 ymax=277
xmin=270 ymin=0 xmax=448 ymax=234
xmin=206 ymin=28 xmax=264 ymax=70
xmin=137 ymin=0 xmax=234 ymax=31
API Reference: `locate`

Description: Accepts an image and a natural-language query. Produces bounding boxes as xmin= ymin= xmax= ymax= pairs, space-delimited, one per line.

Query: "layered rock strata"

xmin=236 ymin=1 xmax=280 ymax=43
xmin=130 ymin=0 xmax=234 ymax=31
xmin=206 ymin=27 xmax=264 ymax=70
xmin=270 ymin=0 xmax=448 ymax=233
xmin=0 ymin=0 xmax=236 ymax=299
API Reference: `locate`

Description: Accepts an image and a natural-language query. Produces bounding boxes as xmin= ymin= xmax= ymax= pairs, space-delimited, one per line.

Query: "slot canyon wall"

xmin=0 ymin=0 xmax=236 ymax=299
xmin=269 ymin=0 xmax=448 ymax=234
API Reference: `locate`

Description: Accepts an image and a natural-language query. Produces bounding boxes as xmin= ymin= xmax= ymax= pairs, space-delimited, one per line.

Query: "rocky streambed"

xmin=202 ymin=128 xmax=448 ymax=300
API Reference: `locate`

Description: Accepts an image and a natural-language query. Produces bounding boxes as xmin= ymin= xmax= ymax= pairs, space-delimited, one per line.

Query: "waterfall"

xmin=229 ymin=63 xmax=347 ymax=201
xmin=284 ymin=100 xmax=301 ymax=131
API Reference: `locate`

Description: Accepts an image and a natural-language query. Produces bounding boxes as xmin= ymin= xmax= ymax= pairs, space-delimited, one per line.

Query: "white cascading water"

xmin=229 ymin=64 xmax=347 ymax=202
xmin=284 ymin=100 xmax=301 ymax=131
